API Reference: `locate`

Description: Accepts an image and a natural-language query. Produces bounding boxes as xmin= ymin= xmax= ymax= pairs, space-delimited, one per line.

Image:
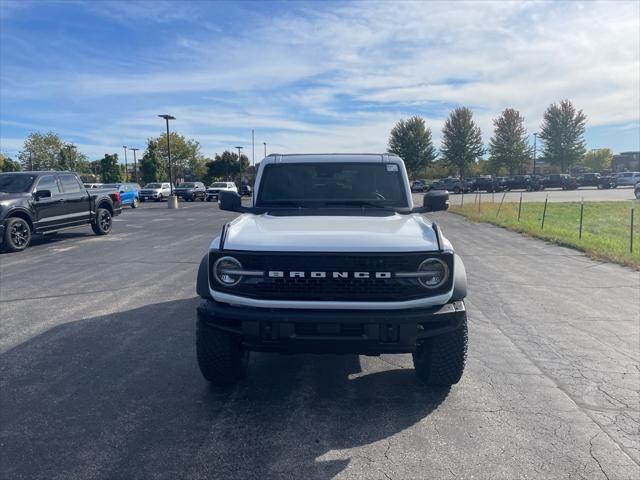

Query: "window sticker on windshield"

xmin=386 ymin=164 xmax=398 ymax=172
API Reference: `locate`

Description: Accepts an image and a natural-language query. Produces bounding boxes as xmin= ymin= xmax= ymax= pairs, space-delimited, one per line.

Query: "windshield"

xmin=145 ymin=183 xmax=162 ymax=188
xmin=0 ymin=173 xmax=37 ymax=193
xmin=211 ymin=183 xmax=227 ymax=188
xmin=178 ymin=183 xmax=195 ymax=188
xmin=257 ymin=162 xmax=407 ymax=208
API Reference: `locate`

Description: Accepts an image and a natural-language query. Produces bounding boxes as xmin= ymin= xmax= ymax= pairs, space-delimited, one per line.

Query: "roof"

xmin=263 ymin=153 xmax=403 ymax=164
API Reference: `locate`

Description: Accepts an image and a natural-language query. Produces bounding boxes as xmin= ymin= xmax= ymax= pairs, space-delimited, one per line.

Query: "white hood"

xmin=212 ymin=213 xmax=451 ymax=252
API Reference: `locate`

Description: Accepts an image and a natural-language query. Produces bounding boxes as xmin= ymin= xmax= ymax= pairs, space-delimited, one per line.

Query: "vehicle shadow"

xmin=1 ymin=298 xmax=450 ymax=480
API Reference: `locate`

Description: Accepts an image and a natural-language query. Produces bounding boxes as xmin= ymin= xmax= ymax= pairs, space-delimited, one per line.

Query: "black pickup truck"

xmin=0 ymin=171 xmax=122 ymax=252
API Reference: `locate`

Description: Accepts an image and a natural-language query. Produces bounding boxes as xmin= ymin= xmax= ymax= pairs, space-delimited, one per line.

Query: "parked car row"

xmin=84 ymin=180 xmax=255 ymax=205
xmin=1 ymin=172 xmax=256 ymax=253
xmin=418 ymin=171 xmax=640 ymax=194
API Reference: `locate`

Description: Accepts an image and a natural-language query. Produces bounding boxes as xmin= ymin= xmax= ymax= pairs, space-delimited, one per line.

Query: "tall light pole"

xmin=122 ymin=146 xmax=128 ymax=182
xmin=252 ymin=129 xmax=255 ymax=166
xmin=263 ymin=142 xmax=267 ymax=158
xmin=533 ymin=132 xmax=538 ymax=175
xmin=29 ymin=149 xmax=33 ymax=171
xmin=65 ymin=144 xmax=77 ymax=171
xmin=158 ymin=114 xmax=176 ymax=195
xmin=129 ymin=147 xmax=140 ymax=183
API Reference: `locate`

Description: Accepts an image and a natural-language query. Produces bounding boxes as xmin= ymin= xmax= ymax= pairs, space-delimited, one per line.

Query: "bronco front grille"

xmin=209 ymin=251 xmax=453 ymax=301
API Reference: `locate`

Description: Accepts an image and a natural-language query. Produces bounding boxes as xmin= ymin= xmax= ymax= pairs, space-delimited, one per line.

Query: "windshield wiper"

xmin=323 ymin=201 xmax=393 ymax=209
xmin=260 ymin=201 xmax=309 ymax=208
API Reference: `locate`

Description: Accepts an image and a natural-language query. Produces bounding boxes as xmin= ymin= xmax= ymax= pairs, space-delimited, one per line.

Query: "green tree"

xmin=440 ymin=107 xmax=484 ymax=178
xmin=18 ymin=131 xmax=65 ymax=170
xmin=538 ymin=99 xmax=587 ymax=173
xmin=57 ymin=145 xmax=90 ymax=173
xmin=140 ymin=139 xmax=165 ymax=184
xmin=581 ymin=148 xmax=613 ymax=172
xmin=100 ymin=153 xmax=122 ymax=183
xmin=151 ymin=132 xmax=202 ymax=180
xmin=387 ymin=116 xmax=437 ymax=177
xmin=16 ymin=132 xmax=89 ymax=172
xmin=0 ymin=154 xmax=22 ymax=172
xmin=488 ymin=108 xmax=531 ymax=175
xmin=204 ymin=150 xmax=248 ymax=183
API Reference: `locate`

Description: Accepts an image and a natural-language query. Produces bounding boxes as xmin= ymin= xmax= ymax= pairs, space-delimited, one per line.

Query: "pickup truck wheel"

xmin=3 ymin=217 xmax=32 ymax=252
xmin=91 ymin=208 xmax=112 ymax=235
xmin=196 ymin=320 xmax=248 ymax=384
xmin=131 ymin=198 xmax=139 ymax=208
xmin=413 ymin=316 xmax=468 ymax=386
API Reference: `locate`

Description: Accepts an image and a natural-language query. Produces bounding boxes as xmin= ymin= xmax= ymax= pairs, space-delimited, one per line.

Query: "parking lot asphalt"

xmin=1 ymin=201 xmax=639 ymax=480
xmin=414 ymin=185 xmax=638 ymax=206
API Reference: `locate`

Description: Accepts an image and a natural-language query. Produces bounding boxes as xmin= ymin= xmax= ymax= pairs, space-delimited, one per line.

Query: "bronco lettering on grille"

xmin=267 ymin=271 xmax=392 ymax=279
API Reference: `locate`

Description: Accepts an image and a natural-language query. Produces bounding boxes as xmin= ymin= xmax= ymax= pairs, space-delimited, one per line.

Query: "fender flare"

xmin=196 ymin=254 xmax=212 ymax=299
xmin=451 ymin=254 xmax=468 ymax=301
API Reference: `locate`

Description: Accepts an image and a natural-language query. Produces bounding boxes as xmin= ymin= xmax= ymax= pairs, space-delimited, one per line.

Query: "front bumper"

xmin=0 ymin=223 xmax=5 ymax=245
xmin=197 ymin=299 xmax=466 ymax=354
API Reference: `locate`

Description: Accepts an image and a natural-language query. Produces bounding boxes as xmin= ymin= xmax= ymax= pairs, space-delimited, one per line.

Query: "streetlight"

xmin=129 ymin=147 xmax=140 ymax=183
xmin=158 ymin=114 xmax=176 ymax=196
xmin=234 ymin=147 xmax=244 ymax=180
xmin=65 ymin=144 xmax=77 ymax=171
xmin=122 ymin=146 xmax=128 ymax=182
xmin=533 ymin=132 xmax=538 ymax=175
xmin=263 ymin=142 xmax=267 ymax=158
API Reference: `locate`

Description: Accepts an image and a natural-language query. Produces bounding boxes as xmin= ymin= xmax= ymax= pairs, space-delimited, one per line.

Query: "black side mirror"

xmin=34 ymin=190 xmax=52 ymax=200
xmin=219 ymin=190 xmax=243 ymax=212
xmin=423 ymin=190 xmax=449 ymax=212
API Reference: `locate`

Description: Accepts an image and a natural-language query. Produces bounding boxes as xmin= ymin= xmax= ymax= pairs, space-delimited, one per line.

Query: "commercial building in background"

xmin=611 ymin=151 xmax=640 ymax=172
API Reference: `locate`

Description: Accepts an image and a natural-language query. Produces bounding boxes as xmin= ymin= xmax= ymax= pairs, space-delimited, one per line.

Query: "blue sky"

xmin=1 ymin=0 xmax=639 ymax=163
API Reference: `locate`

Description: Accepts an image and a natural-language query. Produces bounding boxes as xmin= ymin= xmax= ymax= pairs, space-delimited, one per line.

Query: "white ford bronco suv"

xmin=196 ymin=154 xmax=468 ymax=386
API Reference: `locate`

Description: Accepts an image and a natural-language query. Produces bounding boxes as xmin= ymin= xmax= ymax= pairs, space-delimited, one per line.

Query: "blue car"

xmin=102 ymin=183 xmax=140 ymax=208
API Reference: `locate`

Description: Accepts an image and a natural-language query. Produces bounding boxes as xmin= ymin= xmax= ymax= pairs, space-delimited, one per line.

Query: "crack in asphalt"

xmin=589 ymin=432 xmax=612 ymax=480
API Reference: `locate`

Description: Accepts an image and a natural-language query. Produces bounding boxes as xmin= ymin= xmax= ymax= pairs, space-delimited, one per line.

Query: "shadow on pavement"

xmin=1 ymin=298 xmax=450 ymax=479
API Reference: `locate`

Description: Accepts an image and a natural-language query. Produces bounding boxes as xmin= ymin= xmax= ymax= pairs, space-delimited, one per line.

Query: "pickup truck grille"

xmin=209 ymin=251 xmax=453 ymax=301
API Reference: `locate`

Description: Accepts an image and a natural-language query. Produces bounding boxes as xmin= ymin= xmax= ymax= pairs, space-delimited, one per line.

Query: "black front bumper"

xmin=197 ymin=299 xmax=466 ymax=354
xmin=0 ymin=223 xmax=5 ymax=245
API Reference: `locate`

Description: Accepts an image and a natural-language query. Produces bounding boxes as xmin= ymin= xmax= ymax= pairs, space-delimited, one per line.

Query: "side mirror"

xmin=423 ymin=190 xmax=449 ymax=212
xmin=219 ymin=190 xmax=243 ymax=212
xmin=34 ymin=190 xmax=52 ymax=200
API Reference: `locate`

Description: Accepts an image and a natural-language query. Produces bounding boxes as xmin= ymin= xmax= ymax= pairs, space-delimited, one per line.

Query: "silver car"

xmin=139 ymin=182 xmax=173 ymax=202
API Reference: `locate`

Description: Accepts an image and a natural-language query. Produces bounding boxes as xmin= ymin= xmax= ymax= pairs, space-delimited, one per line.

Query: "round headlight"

xmin=213 ymin=256 xmax=243 ymax=286
xmin=417 ymin=258 xmax=449 ymax=289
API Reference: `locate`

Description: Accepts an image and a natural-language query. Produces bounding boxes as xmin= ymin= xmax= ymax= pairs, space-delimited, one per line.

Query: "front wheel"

xmin=196 ymin=320 xmax=249 ymax=384
xmin=2 ymin=217 xmax=32 ymax=252
xmin=131 ymin=198 xmax=139 ymax=208
xmin=91 ymin=208 xmax=112 ymax=235
xmin=413 ymin=315 xmax=468 ymax=386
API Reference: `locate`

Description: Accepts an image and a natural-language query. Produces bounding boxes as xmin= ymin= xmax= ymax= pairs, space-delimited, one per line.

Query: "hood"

xmin=214 ymin=213 xmax=451 ymax=252
xmin=0 ymin=192 xmax=31 ymax=201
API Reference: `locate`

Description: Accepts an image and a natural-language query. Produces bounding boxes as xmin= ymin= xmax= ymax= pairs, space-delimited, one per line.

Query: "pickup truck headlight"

xmin=213 ymin=256 xmax=243 ymax=286
xmin=417 ymin=258 xmax=449 ymax=289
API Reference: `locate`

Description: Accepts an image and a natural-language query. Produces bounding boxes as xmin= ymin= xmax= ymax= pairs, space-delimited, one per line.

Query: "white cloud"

xmin=1 ymin=0 xmax=638 ymax=157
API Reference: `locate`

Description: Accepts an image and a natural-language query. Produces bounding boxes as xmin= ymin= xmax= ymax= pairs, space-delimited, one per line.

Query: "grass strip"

xmin=450 ymin=200 xmax=639 ymax=268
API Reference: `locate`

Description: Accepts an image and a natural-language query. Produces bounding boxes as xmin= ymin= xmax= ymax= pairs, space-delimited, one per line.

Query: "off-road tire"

xmin=2 ymin=217 xmax=32 ymax=252
xmin=91 ymin=208 xmax=112 ymax=235
xmin=131 ymin=198 xmax=139 ymax=208
xmin=196 ymin=320 xmax=249 ymax=384
xmin=413 ymin=316 xmax=468 ymax=386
